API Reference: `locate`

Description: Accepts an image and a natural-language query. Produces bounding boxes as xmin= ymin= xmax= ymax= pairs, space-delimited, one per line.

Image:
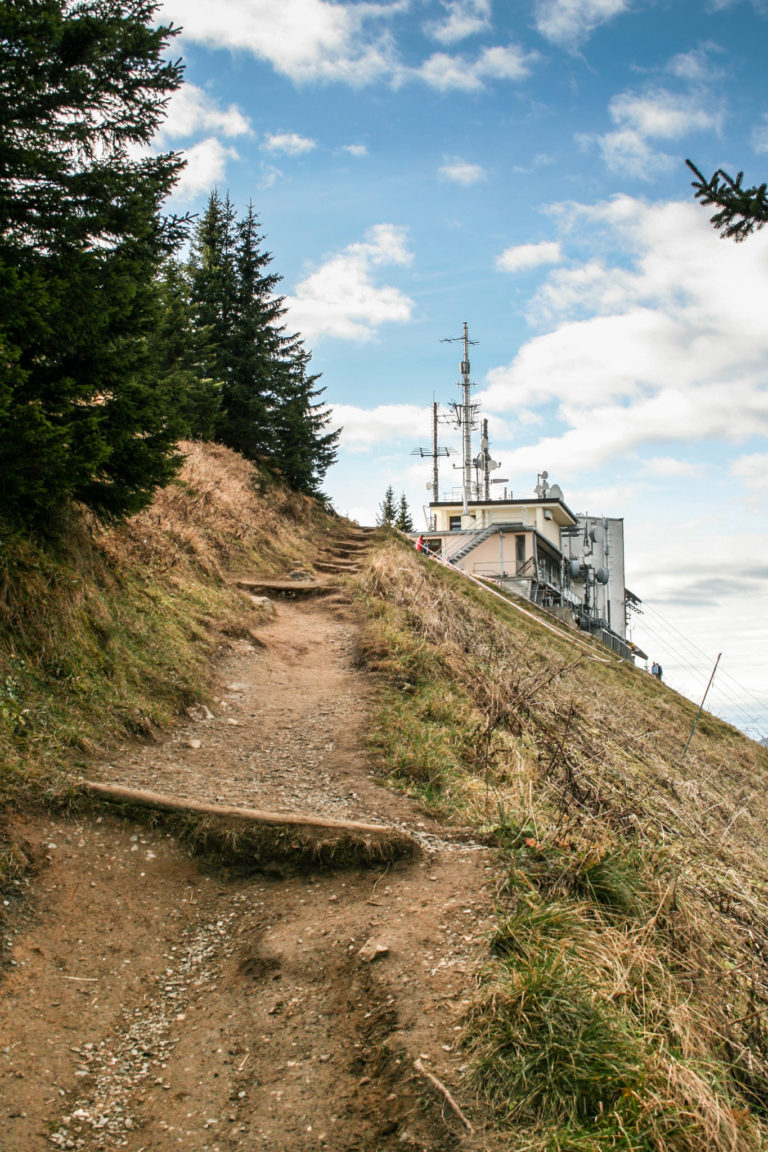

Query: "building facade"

xmin=421 ymin=482 xmax=638 ymax=660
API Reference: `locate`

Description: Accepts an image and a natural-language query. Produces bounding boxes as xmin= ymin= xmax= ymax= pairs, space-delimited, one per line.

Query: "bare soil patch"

xmin=1 ymin=533 xmax=504 ymax=1150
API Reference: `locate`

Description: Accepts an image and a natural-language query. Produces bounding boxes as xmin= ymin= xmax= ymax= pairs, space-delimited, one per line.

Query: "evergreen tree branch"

xmin=686 ymin=159 xmax=768 ymax=242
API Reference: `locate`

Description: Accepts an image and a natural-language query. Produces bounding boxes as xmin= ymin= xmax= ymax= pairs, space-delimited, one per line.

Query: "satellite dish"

xmin=426 ymin=481 xmax=433 ymax=491
xmin=541 ymin=470 xmax=548 ymax=479
xmin=549 ymin=484 xmax=562 ymax=500
xmin=590 ymin=525 xmax=604 ymax=544
xmin=595 ymin=567 xmax=609 ymax=585
xmin=569 ymin=559 xmax=582 ymax=579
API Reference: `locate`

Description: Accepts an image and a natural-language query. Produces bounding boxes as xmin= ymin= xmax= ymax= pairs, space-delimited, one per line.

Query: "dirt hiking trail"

xmin=1 ymin=528 xmax=506 ymax=1152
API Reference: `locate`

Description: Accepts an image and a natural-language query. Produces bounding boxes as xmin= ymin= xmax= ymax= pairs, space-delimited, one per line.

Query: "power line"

xmin=640 ymin=600 xmax=768 ymax=717
xmin=633 ymin=613 xmax=768 ymax=734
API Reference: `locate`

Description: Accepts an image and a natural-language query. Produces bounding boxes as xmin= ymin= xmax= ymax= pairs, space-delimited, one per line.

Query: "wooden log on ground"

xmin=79 ymin=780 xmax=405 ymax=839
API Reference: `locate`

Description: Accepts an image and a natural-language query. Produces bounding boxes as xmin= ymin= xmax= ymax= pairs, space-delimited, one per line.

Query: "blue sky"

xmin=154 ymin=0 xmax=768 ymax=736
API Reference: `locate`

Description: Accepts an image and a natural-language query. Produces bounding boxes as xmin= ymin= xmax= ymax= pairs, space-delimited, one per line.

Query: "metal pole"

xmin=482 ymin=418 xmax=490 ymax=501
xmin=681 ymin=652 xmax=722 ymax=762
xmin=461 ymin=322 xmax=472 ymax=514
xmin=432 ymin=401 xmax=439 ymax=500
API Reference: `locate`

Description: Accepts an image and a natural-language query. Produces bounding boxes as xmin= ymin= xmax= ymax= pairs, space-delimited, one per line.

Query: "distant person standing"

xmin=651 ymin=662 xmax=663 ymax=681
xmin=415 ymin=535 xmax=425 ymax=552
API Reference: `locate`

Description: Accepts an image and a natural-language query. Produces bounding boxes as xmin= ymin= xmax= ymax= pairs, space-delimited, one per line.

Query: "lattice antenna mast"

xmin=442 ymin=321 xmax=478 ymax=514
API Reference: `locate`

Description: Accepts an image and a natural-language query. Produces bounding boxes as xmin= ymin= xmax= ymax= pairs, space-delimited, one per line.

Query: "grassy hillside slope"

xmin=2 ymin=443 xmax=768 ymax=1150
xmin=352 ymin=539 xmax=768 ymax=1150
xmin=0 ymin=441 xmax=334 ymax=813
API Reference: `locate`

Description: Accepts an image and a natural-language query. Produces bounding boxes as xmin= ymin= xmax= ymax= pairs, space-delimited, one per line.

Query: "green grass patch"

xmin=466 ymin=951 xmax=646 ymax=1124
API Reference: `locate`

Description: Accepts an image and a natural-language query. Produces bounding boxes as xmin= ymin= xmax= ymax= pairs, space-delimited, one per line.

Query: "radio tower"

xmin=442 ymin=321 xmax=478 ymax=514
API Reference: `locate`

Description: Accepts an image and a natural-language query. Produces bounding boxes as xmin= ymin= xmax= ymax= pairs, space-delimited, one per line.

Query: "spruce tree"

xmin=150 ymin=259 xmax=221 ymax=442
xmin=395 ymin=494 xmax=414 ymax=532
xmin=377 ymin=485 xmax=397 ymax=527
xmin=186 ymin=194 xmax=339 ymax=493
xmin=0 ymin=0 xmax=188 ymax=527
xmin=187 ymin=190 xmax=238 ymax=393
xmin=220 ymin=203 xmax=284 ymax=462
xmin=271 ymin=339 xmax=340 ymax=496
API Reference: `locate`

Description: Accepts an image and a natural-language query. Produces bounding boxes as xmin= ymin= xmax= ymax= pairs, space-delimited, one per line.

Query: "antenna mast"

xmin=460 ymin=323 xmax=473 ymax=511
xmin=411 ymin=400 xmax=452 ymax=505
xmin=482 ymin=418 xmax=490 ymax=500
xmin=442 ymin=321 xmax=478 ymax=514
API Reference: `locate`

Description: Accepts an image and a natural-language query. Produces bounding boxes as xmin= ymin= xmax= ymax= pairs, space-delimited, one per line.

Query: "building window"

xmin=515 ymin=534 xmax=526 ymax=570
xmin=449 ymin=515 xmax=462 ymax=531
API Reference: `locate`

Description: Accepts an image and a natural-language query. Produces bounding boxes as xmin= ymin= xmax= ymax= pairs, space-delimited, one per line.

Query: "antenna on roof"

xmin=474 ymin=417 xmax=501 ymax=499
xmin=441 ymin=322 xmax=478 ymax=514
xmin=411 ymin=400 xmax=452 ymax=501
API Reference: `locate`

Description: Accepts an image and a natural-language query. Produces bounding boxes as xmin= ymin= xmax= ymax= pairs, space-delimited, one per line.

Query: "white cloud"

xmin=534 ymin=0 xmax=633 ymax=49
xmin=438 ymin=157 xmax=487 ymax=184
xmin=426 ymin=0 xmax=492 ymax=44
xmin=588 ymin=88 xmax=723 ymax=178
xmin=609 ymin=89 xmax=722 ymax=139
xmin=588 ymin=128 xmax=674 ymax=179
xmin=285 ymin=223 xmax=414 ymax=341
xmin=332 ymin=403 xmax=430 ymax=448
xmin=481 ymin=196 xmax=768 ymax=472
xmin=643 ymin=457 xmax=702 ymax=478
xmin=161 ymin=0 xmax=533 ymax=92
xmin=496 ymin=240 xmax=563 ymax=273
xmin=172 ymin=137 xmax=239 ymax=199
xmin=341 ymin=143 xmax=369 ymax=157
xmin=160 ymin=0 xmax=405 ymax=86
xmin=262 ymin=132 xmax=317 ymax=156
xmin=731 ymin=454 xmax=768 ymax=489
xmin=666 ymin=45 xmax=722 ymax=83
xmin=155 ymin=83 xmax=251 ymax=143
xmin=415 ymin=43 xmax=537 ymax=91
xmin=256 ymin=164 xmax=284 ymax=190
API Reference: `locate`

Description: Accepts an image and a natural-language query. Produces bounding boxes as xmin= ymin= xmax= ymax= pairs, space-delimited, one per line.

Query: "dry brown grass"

xmin=353 ymin=538 xmax=768 ymax=1149
xmin=0 ymin=443 xmax=339 ymax=814
xmin=101 ymin=440 xmax=330 ymax=582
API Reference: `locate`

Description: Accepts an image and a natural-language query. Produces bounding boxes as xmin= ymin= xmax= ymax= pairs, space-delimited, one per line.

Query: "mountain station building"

xmin=421 ymin=477 xmax=641 ymax=661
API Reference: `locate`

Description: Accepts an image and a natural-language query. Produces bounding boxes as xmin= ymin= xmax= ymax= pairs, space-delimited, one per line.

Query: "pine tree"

xmin=220 ymin=203 xmax=284 ymax=462
xmin=377 ymin=485 xmax=397 ymax=527
xmin=150 ymin=259 xmax=221 ymax=442
xmin=188 ymin=190 xmax=238 ymax=393
xmin=395 ymin=494 xmax=414 ymax=532
xmin=271 ymin=339 xmax=340 ymax=496
xmin=185 ymin=194 xmax=339 ymax=492
xmin=0 ymin=0 xmax=188 ymax=527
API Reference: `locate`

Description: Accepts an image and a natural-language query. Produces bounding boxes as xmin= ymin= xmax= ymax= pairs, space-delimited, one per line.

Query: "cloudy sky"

xmin=155 ymin=0 xmax=768 ymax=737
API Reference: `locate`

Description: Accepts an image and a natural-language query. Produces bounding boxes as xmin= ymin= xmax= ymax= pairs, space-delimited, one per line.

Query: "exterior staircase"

xmin=446 ymin=524 xmax=498 ymax=565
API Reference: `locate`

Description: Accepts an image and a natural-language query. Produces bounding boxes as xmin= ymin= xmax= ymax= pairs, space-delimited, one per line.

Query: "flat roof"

xmin=429 ymin=497 xmax=578 ymax=527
